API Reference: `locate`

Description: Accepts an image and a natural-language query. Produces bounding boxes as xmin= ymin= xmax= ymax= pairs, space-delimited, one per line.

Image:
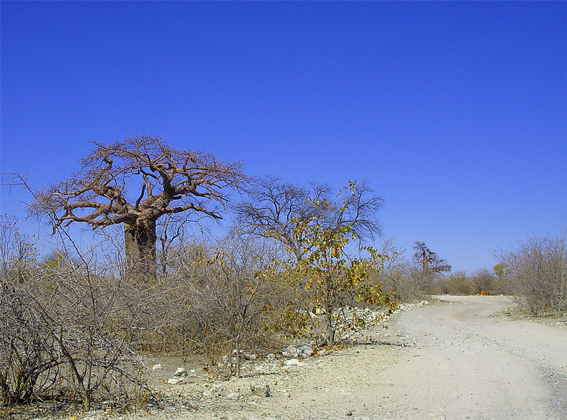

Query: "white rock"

xmin=285 ymin=358 xmax=305 ymax=366
xmin=152 ymin=363 xmax=162 ymax=370
xmin=282 ymin=343 xmax=313 ymax=358
xmin=174 ymin=367 xmax=188 ymax=377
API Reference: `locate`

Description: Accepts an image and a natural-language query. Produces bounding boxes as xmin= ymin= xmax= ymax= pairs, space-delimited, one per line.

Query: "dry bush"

xmin=0 ymin=223 xmax=155 ymax=411
xmin=433 ymin=271 xmax=476 ymax=295
xmin=470 ymin=268 xmax=495 ymax=294
xmin=0 ymin=217 xmax=59 ymax=405
xmin=31 ymin=240 xmax=156 ymax=411
xmin=0 ymin=285 xmax=61 ymax=405
xmin=470 ymin=268 xmax=512 ymax=295
xmin=498 ymin=233 xmax=567 ymax=316
xmin=0 ymin=215 xmax=37 ymax=284
xmin=371 ymin=241 xmax=423 ymax=301
xmin=159 ymin=235 xmax=284 ymax=377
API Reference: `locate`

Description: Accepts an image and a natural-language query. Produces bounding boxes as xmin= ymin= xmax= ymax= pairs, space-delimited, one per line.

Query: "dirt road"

xmin=365 ymin=295 xmax=567 ymax=419
xmin=225 ymin=296 xmax=566 ymax=420
xmin=232 ymin=295 xmax=565 ymax=420
xmin=99 ymin=296 xmax=567 ymax=420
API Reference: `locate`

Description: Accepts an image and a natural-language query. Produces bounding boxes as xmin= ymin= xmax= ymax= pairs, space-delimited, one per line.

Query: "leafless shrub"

xmin=163 ymin=235 xmax=282 ymax=377
xmin=470 ymin=268 xmax=495 ymax=294
xmin=31 ymin=236 xmax=157 ymax=411
xmin=0 ymin=221 xmax=156 ymax=410
xmin=497 ymin=233 xmax=567 ymax=316
xmin=469 ymin=268 xmax=513 ymax=295
xmin=0 ymin=215 xmax=38 ymax=284
xmin=0 ymin=217 xmax=59 ymax=405
xmin=0 ymin=285 xmax=61 ymax=405
xmin=373 ymin=241 xmax=425 ymax=301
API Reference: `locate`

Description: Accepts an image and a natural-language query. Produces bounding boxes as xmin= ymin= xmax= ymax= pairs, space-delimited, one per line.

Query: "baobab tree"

xmin=412 ymin=241 xmax=451 ymax=292
xmin=32 ymin=135 xmax=247 ymax=279
xmin=413 ymin=241 xmax=451 ymax=274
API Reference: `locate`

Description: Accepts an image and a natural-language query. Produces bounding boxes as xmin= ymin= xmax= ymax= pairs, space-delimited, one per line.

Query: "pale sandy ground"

xmin=371 ymin=295 xmax=567 ymax=420
xmin=77 ymin=296 xmax=566 ymax=420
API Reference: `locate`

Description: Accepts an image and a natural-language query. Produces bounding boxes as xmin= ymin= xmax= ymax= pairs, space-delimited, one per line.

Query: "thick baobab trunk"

xmin=124 ymin=220 xmax=157 ymax=281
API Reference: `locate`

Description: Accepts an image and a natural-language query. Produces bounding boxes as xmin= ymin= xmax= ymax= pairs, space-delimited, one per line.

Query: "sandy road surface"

xmin=366 ymin=295 xmax=567 ymax=419
xmin=73 ymin=296 xmax=567 ymax=420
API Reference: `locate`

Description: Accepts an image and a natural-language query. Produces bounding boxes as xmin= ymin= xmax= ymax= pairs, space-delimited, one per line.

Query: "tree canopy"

xmin=234 ymin=177 xmax=384 ymax=261
xmin=32 ymin=135 xmax=248 ymax=278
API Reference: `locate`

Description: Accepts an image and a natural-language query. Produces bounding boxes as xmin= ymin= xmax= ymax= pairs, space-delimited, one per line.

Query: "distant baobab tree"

xmin=413 ymin=241 xmax=451 ymax=274
xmin=32 ymin=135 xmax=247 ymax=279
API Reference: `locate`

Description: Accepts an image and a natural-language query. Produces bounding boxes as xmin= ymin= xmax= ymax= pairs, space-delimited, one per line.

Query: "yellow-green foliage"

xmin=277 ymin=183 xmax=397 ymax=346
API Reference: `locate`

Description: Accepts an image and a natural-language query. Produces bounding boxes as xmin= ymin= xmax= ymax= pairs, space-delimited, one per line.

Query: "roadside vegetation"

xmin=1 ymin=137 xmax=564 ymax=413
xmin=495 ymin=233 xmax=567 ymax=317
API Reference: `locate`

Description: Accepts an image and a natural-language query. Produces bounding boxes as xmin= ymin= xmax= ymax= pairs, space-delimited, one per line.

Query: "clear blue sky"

xmin=1 ymin=1 xmax=566 ymax=272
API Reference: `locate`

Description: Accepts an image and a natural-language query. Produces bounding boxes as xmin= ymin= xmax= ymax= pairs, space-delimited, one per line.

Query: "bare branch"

xmin=233 ymin=177 xmax=384 ymax=261
xmin=31 ymin=136 xmax=249 ymax=278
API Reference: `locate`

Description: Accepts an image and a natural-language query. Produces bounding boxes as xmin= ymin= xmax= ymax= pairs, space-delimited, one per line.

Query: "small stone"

xmin=285 ymin=358 xmax=305 ymax=366
xmin=167 ymin=376 xmax=185 ymax=385
xmin=227 ymin=392 xmax=239 ymax=400
xmin=250 ymin=383 xmax=271 ymax=397
xmin=174 ymin=367 xmax=188 ymax=377
xmin=152 ymin=363 xmax=162 ymax=370
xmin=282 ymin=343 xmax=313 ymax=358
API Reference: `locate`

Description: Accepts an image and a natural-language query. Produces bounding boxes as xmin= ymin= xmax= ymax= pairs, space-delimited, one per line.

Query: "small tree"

xmin=234 ymin=177 xmax=383 ymax=262
xmin=32 ymin=136 xmax=247 ymax=279
xmin=212 ymin=236 xmax=278 ymax=377
xmin=280 ymin=185 xmax=395 ymax=346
